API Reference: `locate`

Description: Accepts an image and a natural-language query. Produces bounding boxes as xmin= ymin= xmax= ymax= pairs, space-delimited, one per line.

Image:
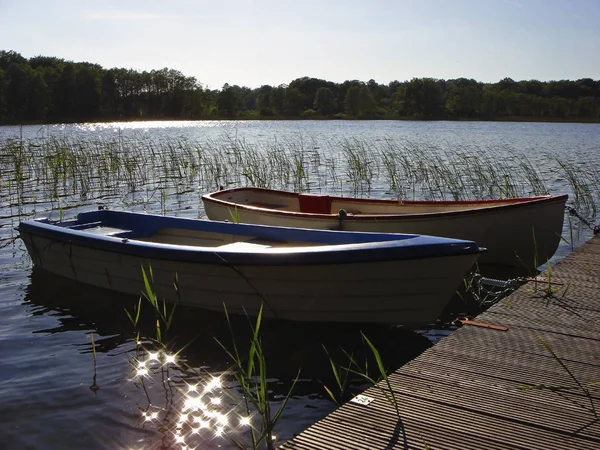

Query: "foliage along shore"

xmin=4 ymin=115 xmax=600 ymax=128
xmin=1 ymin=50 xmax=600 ymax=125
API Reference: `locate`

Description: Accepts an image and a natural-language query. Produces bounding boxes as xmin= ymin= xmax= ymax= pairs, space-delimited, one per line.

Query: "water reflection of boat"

xmin=23 ymin=267 xmax=435 ymax=449
xmin=202 ymin=187 xmax=568 ymax=269
xmin=25 ymin=267 xmax=433 ymax=382
xmin=17 ymin=209 xmax=483 ymax=326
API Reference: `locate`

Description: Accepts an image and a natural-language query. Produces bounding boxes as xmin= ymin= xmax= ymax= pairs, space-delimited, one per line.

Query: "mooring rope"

xmin=565 ymin=205 xmax=600 ymax=235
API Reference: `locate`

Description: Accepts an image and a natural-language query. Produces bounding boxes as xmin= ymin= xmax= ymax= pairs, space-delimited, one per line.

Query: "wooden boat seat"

xmin=298 ymin=194 xmax=332 ymax=214
xmin=74 ymin=225 xmax=132 ymax=237
xmin=216 ymin=241 xmax=272 ymax=251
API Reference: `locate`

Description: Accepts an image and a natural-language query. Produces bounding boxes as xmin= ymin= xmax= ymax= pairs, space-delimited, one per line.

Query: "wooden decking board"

xmin=385 ymin=372 xmax=600 ymax=438
xmin=424 ymin=325 xmax=600 ymax=366
xmin=289 ymin=422 xmax=392 ymax=450
xmin=418 ymin=331 xmax=599 ymax=373
xmin=390 ymin=370 xmax=600 ymax=431
xmin=473 ymin=315 xmax=600 ymax=342
xmin=478 ymin=307 xmax=600 ymax=335
xmin=290 ymin=388 xmax=596 ymax=450
xmin=416 ymin=337 xmax=600 ymax=383
xmin=495 ymin=285 xmax=600 ymax=312
xmin=282 ymin=236 xmax=600 ymax=449
xmin=485 ymin=287 xmax=600 ymax=314
xmin=360 ymin=390 xmax=598 ymax=450
xmin=399 ymin=357 xmax=600 ymax=406
xmin=347 ymin=389 xmax=599 ymax=450
xmin=554 ymin=260 xmax=600 ymax=274
xmin=404 ymin=353 xmax=600 ymax=399
xmin=498 ymin=288 xmax=600 ymax=314
xmin=575 ymin=244 xmax=600 ymax=254
xmin=285 ymin=407 xmax=528 ymax=450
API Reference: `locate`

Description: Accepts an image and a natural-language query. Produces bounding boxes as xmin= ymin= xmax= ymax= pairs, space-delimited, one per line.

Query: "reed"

xmin=520 ymin=334 xmax=598 ymax=419
xmin=215 ymin=305 xmax=300 ymax=450
xmin=88 ymin=332 xmax=100 ymax=395
xmin=1 ymin=133 xmax=598 ymax=215
xmin=125 ymin=266 xmax=177 ymax=347
xmin=341 ymin=138 xmax=374 ymax=195
xmin=322 ymin=332 xmax=400 ymax=417
xmin=556 ymin=159 xmax=596 ymax=217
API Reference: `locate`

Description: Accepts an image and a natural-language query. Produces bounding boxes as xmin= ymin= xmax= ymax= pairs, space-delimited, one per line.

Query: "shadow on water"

xmin=23 ymin=260 xmax=531 ymax=387
xmin=21 ymin=268 xmax=438 ymax=448
xmin=24 ymin=266 xmax=433 ymax=393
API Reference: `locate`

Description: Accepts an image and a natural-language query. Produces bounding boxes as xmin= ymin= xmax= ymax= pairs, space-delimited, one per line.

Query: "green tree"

xmin=283 ymin=87 xmax=303 ymax=116
xmin=344 ymin=85 xmax=376 ymax=117
xmin=445 ymin=78 xmax=481 ymax=118
xmin=288 ymin=77 xmax=337 ymax=112
xmin=269 ymin=86 xmax=286 ymax=115
xmin=26 ymin=69 xmax=49 ymax=120
xmin=358 ymin=86 xmax=377 ymax=118
xmin=101 ymin=69 xmax=119 ymax=117
xmin=575 ymin=96 xmax=599 ymax=119
xmin=518 ymin=79 xmax=544 ymax=97
xmin=4 ymin=63 xmax=29 ymax=121
xmin=186 ymin=86 xmax=211 ymax=118
xmin=402 ymin=78 xmax=445 ymax=118
xmin=548 ymin=96 xmax=572 ymax=118
xmin=0 ymin=68 xmax=5 ymax=120
xmin=54 ymin=63 xmax=78 ymax=119
xmin=77 ymin=66 xmax=101 ymax=118
xmin=313 ymin=87 xmax=337 ymax=116
xmin=256 ymin=85 xmax=273 ymax=116
xmin=0 ymin=50 xmax=26 ymax=70
xmin=217 ymin=83 xmax=243 ymax=118
xmin=366 ymin=78 xmax=387 ymax=103
xmin=337 ymin=80 xmax=362 ymax=110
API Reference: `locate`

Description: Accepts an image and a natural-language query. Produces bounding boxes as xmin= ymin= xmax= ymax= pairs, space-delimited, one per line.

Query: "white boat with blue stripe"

xmin=17 ymin=209 xmax=485 ymax=325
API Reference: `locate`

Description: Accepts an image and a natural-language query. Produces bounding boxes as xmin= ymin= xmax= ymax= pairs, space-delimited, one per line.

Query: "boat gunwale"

xmin=16 ymin=210 xmax=485 ymax=267
xmin=202 ymin=187 xmax=569 ymax=221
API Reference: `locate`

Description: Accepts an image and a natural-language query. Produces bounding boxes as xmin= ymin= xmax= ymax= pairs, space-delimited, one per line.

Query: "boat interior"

xmin=136 ymin=228 xmax=320 ymax=249
xmin=214 ymin=190 xmax=533 ymax=215
xmin=62 ymin=221 xmax=324 ymax=249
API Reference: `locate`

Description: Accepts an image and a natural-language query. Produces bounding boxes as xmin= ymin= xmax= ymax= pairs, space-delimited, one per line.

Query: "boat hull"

xmin=203 ymin=188 xmax=568 ymax=270
xmin=19 ymin=231 xmax=479 ymax=326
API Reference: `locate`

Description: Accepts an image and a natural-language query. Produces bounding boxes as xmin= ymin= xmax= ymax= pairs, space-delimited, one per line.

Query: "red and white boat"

xmin=202 ymin=187 xmax=568 ymax=269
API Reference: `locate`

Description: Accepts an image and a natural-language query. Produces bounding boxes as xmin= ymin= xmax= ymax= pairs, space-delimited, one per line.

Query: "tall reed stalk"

xmin=2 ymin=133 xmax=599 ymax=234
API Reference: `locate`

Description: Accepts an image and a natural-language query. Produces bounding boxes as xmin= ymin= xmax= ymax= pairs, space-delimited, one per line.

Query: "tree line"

xmin=1 ymin=50 xmax=599 ymax=124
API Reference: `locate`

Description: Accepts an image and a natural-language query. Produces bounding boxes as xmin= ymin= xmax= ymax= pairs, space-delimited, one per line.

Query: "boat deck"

xmin=136 ymin=228 xmax=321 ymax=248
xmin=281 ymin=236 xmax=600 ymax=449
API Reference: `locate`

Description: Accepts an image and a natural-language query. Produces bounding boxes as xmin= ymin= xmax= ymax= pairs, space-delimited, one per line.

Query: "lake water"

xmin=1 ymin=120 xmax=599 ymax=449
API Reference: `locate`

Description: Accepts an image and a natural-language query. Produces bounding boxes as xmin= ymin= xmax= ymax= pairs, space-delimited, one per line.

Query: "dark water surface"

xmin=1 ymin=120 xmax=599 ymax=449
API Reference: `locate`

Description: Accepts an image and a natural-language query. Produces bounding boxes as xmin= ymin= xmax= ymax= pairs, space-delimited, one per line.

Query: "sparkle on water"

xmin=132 ymin=348 xmax=251 ymax=449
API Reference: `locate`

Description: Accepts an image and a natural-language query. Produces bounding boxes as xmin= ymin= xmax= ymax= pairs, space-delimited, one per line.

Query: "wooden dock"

xmin=281 ymin=237 xmax=600 ymax=449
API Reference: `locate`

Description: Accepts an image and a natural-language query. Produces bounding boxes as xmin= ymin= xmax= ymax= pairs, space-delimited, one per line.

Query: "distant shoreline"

xmin=3 ymin=50 xmax=599 ymax=127
xmin=2 ymin=116 xmax=600 ymax=127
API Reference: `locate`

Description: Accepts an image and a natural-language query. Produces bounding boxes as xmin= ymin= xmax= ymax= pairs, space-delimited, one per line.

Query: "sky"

xmin=0 ymin=0 xmax=599 ymax=89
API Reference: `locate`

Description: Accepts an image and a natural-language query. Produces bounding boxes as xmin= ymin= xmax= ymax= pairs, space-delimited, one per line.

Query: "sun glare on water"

xmin=130 ymin=348 xmax=252 ymax=449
